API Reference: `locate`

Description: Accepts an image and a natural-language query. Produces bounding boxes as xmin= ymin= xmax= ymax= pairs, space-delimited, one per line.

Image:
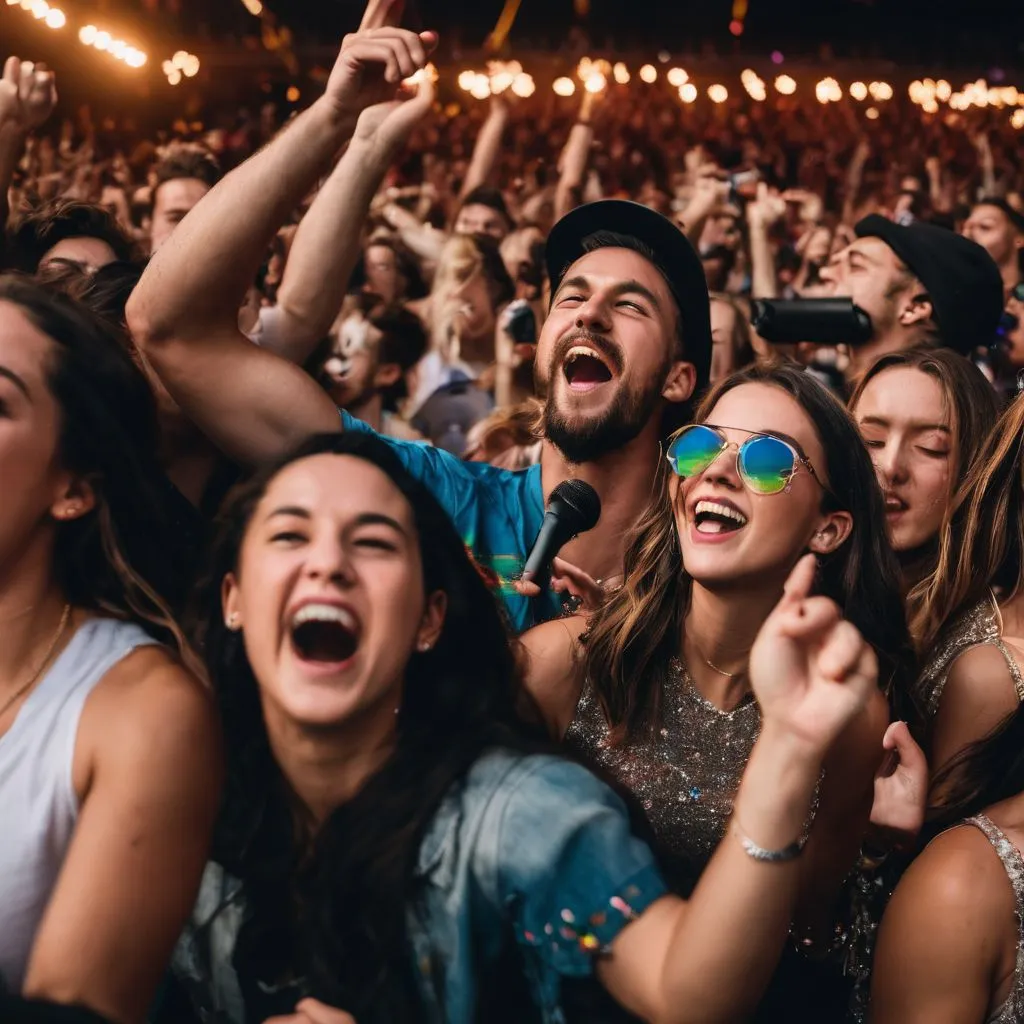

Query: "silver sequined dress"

xmin=962 ymin=815 xmax=1024 ymax=1023
xmin=564 ymin=657 xmax=762 ymax=879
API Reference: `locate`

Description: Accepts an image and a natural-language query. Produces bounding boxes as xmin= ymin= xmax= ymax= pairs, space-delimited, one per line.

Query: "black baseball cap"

xmin=545 ymin=200 xmax=713 ymax=391
xmin=855 ymin=214 xmax=1005 ymax=355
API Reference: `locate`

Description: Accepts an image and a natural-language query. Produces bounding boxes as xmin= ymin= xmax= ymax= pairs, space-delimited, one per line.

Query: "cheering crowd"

xmin=3 ymin=2 xmax=1024 ymax=1022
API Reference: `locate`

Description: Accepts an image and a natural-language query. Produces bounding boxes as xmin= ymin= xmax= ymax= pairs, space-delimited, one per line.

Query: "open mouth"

xmin=693 ymin=499 xmax=748 ymax=536
xmin=884 ymin=495 xmax=909 ymax=516
xmin=290 ymin=603 xmax=360 ymax=665
xmin=562 ymin=346 xmax=614 ymax=392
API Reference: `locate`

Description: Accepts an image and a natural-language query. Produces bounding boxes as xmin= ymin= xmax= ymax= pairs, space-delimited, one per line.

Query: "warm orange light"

xmin=639 ymin=64 xmax=657 ymax=84
xmin=774 ymin=74 xmax=796 ymax=95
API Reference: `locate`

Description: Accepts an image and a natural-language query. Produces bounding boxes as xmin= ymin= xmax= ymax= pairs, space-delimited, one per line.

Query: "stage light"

xmin=667 ymin=68 xmax=688 ymax=87
xmin=729 ymin=19 xmax=743 ymax=36
xmin=241 ymin=0 xmax=263 ymax=13
xmin=814 ymin=77 xmax=841 ymax=102
xmin=80 ymin=24 xmax=97 ymax=44
xmin=576 ymin=57 xmax=593 ymax=81
xmin=457 ymin=70 xmax=475 ymax=91
xmin=865 ymin=107 xmax=879 ymax=120
xmin=183 ymin=55 xmax=200 ymax=77
xmin=469 ymin=74 xmax=490 ymax=100
xmin=584 ymin=71 xmax=607 ymax=94
xmin=553 ymin=77 xmax=576 ymax=97
xmin=510 ymin=73 xmax=536 ymax=98
xmin=613 ymin=62 xmax=630 ymax=85
xmin=639 ymin=64 xmax=657 ymax=84
xmin=167 ymin=69 xmax=181 ymax=85
xmin=708 ymin=83 xmax=728 ymax=103
xmin=94 ymin=30 xmax=111 ymax=50
xmin=922 ymin=98 xmax=939 ymax=114
xmin=172 ymin=50 xmax=189 ymax=68
xmin=490 ymin=71 xmax=515 ymax=94
xmin=658 ymin=50 xmax=670 ymax=64
xmin=125 ymin=50 xmax=147 ymax=68
xmin=850 ymin=81 xmax=868 ymax=101
xmin=112 ymin=40 xmax=127 ymax=59
xmin=286 ymin=86 xmax=300 ymax=102
xmin=936 ymin=80 xmax=952 ymax=101
xmin=679 ymin=82 xmax=697 ymax=103
xmin=30 ymin=0 xmax=48 ymax=19
xmin=771 ymin=50 xmax=784 ymax=64
xmin=44 ymin=7 xmax=64 ymax=27
xmin=774 ymin=74 xmax=796 ymax=95
xmin=869 ymin=81 xmax=893 ymax=101
xmin=1012 ymin=109 xmax=1024 ymax=129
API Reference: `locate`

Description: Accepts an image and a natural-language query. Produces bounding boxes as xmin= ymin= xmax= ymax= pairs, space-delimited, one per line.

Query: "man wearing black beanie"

xmin=820 ymin=214 xmax=1004 ymax=381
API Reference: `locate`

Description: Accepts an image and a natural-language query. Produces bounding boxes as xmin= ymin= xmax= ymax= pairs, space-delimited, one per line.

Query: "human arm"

xmin=930 ymin=644 xmax=1022 ymax=779
xmin=869 ymin=825 xmax=1004 ymax=1023
xmin=459 ymin=96 xmax=510 ymax=200
xmin=0 ymin=57 xmax=58 ymax=233
xmin=537 ymin=555 xmax=877 ymax=1022
xmin=553 ymin=92 xmax=597 ymax=222
xmin=127 ymin=22 xmax=437 ymax=466
xmin=518 ymin=612 xmax=589 ymax=737
xmin=21 ymin=649 xmax=222 ymax=1024
xmin=746 ymin=183 xmax=788 ymax=300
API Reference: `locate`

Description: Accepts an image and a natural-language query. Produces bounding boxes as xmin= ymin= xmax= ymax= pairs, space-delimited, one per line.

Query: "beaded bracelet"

xmin=733 ymin=820 xmax=807 ymax=863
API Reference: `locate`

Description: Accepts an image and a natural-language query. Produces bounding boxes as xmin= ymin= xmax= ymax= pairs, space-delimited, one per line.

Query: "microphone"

xmin=522 ymin=480 xmax=601 ymax=585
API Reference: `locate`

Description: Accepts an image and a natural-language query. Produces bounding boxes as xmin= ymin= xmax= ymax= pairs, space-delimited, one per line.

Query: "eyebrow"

xmin=554 ymin=275 xmax=663 ymax=311
xmin=859 ymin=415 xmax=951 ymax=433
xmin=266 ymin=506 xmax=408 ymax=535
xmin=0 ymin=365 xmax=31 ymax=400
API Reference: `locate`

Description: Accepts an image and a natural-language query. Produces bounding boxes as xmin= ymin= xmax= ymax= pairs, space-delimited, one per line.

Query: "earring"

xmin=418 ymin=640 xmax=432 ymax=652
xmin=226 ymin=613 xmax=241 ymax=630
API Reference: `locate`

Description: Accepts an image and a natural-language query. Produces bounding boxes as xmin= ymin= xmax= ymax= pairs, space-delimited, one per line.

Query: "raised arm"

xmin=600 ymin=557 xmax=880 ymax=1022
xmin=553 ymin=92 xmax=597 ymax=222
xmin=0 ymin=58 xmax=58 ymax=237
xmin=459 ymin=96 xmax=510 ymax=200
xmin=127 ymin=20 xmax=437 ymax=466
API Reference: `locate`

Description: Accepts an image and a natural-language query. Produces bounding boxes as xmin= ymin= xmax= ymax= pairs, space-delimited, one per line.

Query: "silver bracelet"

xmin=733 ymin=820 xmax=807 ymax=863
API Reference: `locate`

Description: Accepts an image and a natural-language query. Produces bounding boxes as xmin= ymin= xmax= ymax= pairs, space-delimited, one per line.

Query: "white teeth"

xmin=565 ymin=345 xmax=605 ymax=364
xmin=694 ymin=500 xmax=748 ymax=525
xmin=291 ymin=604 xmax=357 ymax=631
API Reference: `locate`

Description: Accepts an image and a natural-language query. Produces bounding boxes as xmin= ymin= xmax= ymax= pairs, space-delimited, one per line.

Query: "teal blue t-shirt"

xmin=341 ymin=412 xmax=561 ymax=633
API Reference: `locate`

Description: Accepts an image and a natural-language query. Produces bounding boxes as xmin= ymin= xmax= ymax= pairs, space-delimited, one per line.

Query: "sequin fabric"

xmin=916 ymin=598 xmax=999 ymax=718
xmin=564 ymin=657 xmax=764 ymax=874
xmin=965 ymin=815 xmax=1024 ymax=1024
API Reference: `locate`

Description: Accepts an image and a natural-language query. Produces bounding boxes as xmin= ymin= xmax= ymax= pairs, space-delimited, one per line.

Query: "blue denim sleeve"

xmin=495 ymin=757 xmax=667 ymax=979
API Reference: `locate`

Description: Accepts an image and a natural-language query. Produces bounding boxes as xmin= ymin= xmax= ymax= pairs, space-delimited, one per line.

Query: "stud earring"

xmin=418 ymin=640 xmax=432 ymax=652
xmin=226 ymin=613 xmax=241 ymax=630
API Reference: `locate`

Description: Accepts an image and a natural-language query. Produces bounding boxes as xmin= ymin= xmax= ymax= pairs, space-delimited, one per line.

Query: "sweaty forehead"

xmin=558 ymin=246 xmax=674 ymax=306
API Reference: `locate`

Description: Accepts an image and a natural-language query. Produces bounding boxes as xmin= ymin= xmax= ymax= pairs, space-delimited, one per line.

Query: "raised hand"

xmin=750 ymin=555 xmax=878 ymax=758
xmin=0 ymin=57 xmax=58 ymax=136
xmin=747 ymin=181 xmax=788 ymax=232
xmin=870 ymin=720 xmax=928 ymax=846
xmin=322 ymin=0 xmax=437 ymax=132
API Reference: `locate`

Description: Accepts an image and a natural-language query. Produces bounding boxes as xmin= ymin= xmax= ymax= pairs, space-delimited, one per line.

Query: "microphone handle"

xmin=523 ymin=510 xmax=572 ymax=582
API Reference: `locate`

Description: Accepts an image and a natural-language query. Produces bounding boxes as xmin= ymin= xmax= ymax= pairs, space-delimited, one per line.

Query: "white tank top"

xmin=0 ymin=616 xmax=158 ymax=993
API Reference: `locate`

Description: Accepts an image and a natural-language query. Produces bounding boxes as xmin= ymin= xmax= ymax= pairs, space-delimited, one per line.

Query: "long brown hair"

xmin=582 ymin=362 xmax=914 ymax=743
xmin=915 ymin=394 xmax=1024 ymax=652
xmin=848 ymin=348 xmax=999 ymax=646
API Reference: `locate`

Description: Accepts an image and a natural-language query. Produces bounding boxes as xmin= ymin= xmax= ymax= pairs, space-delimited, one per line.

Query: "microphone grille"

xmin=551 ymin=479 xmax=601 ymax=532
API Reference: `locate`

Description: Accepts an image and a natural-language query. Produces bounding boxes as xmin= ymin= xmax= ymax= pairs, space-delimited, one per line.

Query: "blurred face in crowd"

xmin=0 ymin=300 xmax=93 ymax=572
xmin=436 ymin=266 xmax=498 ymax=346
xmin=536 ymin=246 xmax=694 ymax=463
xmin=819 ymin=237 xmax=930 ymax=377
xmin=709 ymin=297 xmax=742 ymax=382
xmin=675 ymin=383 xmax=850 ymax=591
xmin=963 ymin=204 xmax=1024 ymax=270
xmin=38 ymin=237 xmax=117 ymax=275
xmin=1006 ymin=290 xmax=1024 ymax=370
xmin=150 ymin=176 xmax=212 ymax=253
xmin=321 ymin=312 xmax=396 ymax=413
xmin=222 ymin=454 xmax=443 ymax=732
xmin=364 ymin=244 xmax=403 ymax=306
xmin=853 ymin=366 xmax=952 ymax=553
xmin=454 ymin=202 xmax=508 ymax=241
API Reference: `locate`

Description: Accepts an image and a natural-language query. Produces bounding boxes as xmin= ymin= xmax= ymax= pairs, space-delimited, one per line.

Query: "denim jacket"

xmin=170 ymin=749 xmax=666 ymax=1023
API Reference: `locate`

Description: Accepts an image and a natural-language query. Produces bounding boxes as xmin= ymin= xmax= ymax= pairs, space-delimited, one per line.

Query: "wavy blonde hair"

xmin=914 ymin=395 xmax=1024 ymax=652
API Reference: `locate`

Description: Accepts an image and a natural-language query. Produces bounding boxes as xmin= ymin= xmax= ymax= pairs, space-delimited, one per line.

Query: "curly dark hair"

xmin=152 ymin=147 xmax=222 ymax=208
xmin=192 ymin=430 xmax=545 ymax=1023
xmin=6 ymin=199 xmax=138 ymax=274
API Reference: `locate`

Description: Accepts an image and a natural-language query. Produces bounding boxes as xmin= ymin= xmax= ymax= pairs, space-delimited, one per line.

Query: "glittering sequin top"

xmin=916 ymin=597 xmax=1024 ymax=719
xmin=564 ymin=657 xmax=763 ymax=883
xmin=962 ymin=815 xmax=1024 ymax=1023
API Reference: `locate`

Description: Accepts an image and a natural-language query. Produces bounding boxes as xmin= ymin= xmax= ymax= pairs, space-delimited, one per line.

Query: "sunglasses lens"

xmin=739 ymin=436 xmax=797 ymax=494
xmin=667 ymin=425 xmax=724 ymax=478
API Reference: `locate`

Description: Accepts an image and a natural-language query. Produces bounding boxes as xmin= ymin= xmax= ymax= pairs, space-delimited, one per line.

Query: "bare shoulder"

xmin=75 ymin=642 xmax=221 ymax=796
xmin=945 ymin=642 xmax=1021 ymax=702
xmin=517 ymin=616 xmax=588 ymax=737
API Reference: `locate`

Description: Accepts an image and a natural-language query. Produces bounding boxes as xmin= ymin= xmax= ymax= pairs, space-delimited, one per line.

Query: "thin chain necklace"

xmin=691 ymin=637 xmax=749 ymax=680
xmin=0 ymin=604 xmax=72 ymax=721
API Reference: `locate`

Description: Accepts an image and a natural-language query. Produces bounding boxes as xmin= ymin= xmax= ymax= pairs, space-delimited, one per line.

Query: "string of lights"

xmin=5 ymin=0 xmax=66 ymax=31
xmin=455 ymin=58 xmax=1024 ymax=128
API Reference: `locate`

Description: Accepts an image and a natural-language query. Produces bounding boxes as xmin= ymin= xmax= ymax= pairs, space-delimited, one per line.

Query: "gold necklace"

xmin=0 ymin=604 xmax=72 ymax=721
xmin=692 ymin=638 xmax=748 ymax=679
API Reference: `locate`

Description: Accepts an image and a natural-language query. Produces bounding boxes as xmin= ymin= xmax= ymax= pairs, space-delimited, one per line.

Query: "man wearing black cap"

xmin=128 ymin=28 xmax=709 ymax=633
xmin=963 ymin=197 xmax=1024 ymax=301
xmin=820 ymin=214 xmax=1004 ymax=381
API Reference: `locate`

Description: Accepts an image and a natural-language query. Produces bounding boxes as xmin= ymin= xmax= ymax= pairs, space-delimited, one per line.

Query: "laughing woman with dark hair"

xmin=0 ymin=276 xmax=219 ymax=1023
xmin=167 ymin=428 xmax=878 ymax=1024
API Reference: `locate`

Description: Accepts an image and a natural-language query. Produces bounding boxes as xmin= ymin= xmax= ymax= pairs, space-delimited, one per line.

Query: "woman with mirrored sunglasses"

xmin=521 ymin=362 xmax=914 ymax=1021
